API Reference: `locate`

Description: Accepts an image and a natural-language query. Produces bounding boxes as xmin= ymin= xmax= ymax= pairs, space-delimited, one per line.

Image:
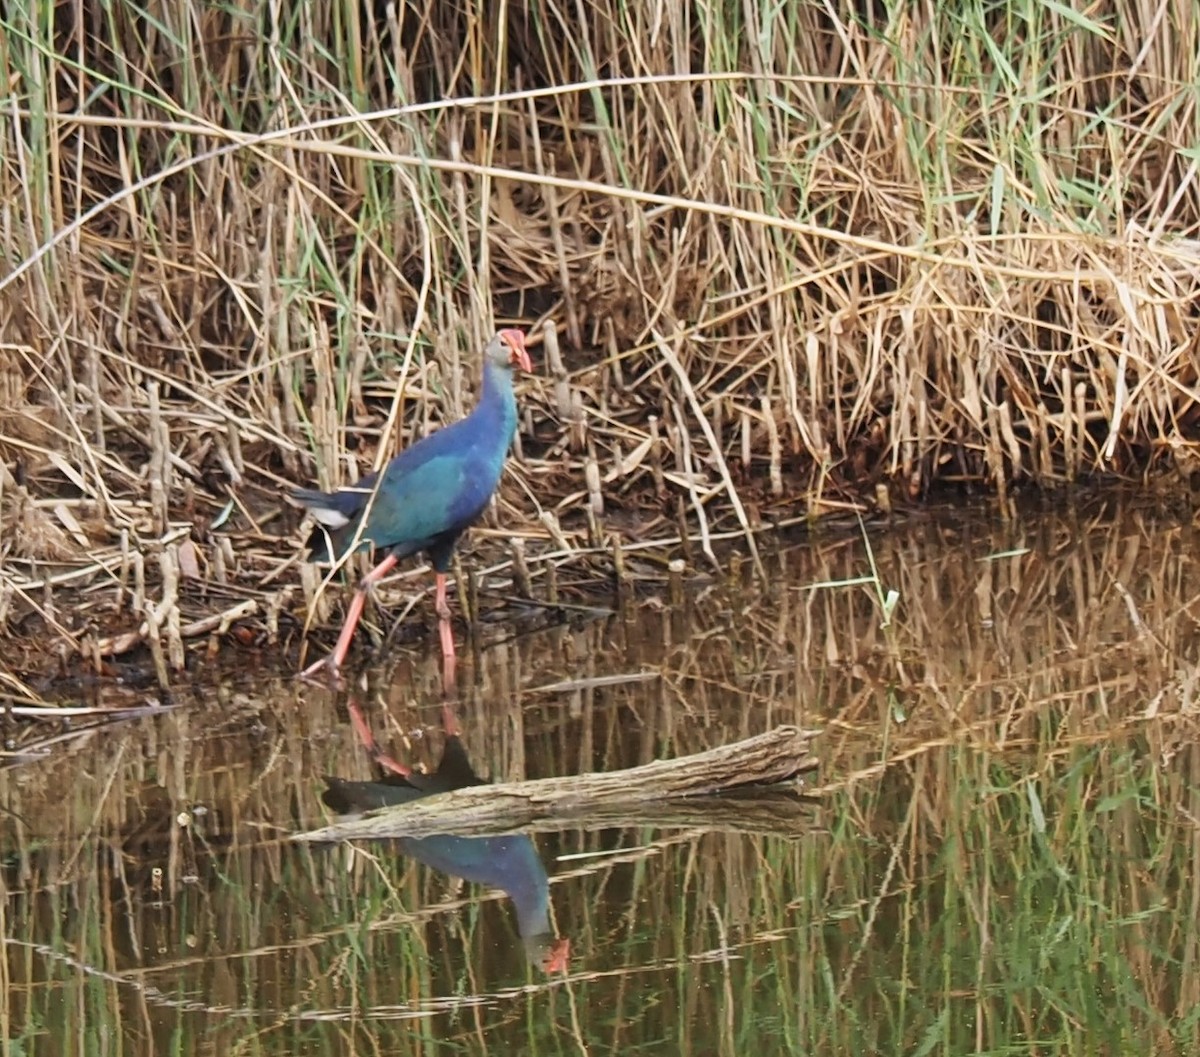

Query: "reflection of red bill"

xmin=543 ymin=936 xmax=571 ymax=974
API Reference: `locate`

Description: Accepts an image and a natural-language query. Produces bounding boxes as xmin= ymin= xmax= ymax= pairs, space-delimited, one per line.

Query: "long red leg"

xmin=434 ymin=571 xmax=457 ymax=694
xmin=433 ymin=572 xmax=454 ymax=628
xmin=300 ymin=553 xmax=399 ymax=681
xmin=346 ymin=696 xmax=412 ymax=777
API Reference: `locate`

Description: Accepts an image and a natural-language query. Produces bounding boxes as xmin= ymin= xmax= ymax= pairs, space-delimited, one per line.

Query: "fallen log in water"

xmin=294 ymin=724 xmax=820 ymax=842
xmin=471 ymin=789 xmax=819 ymax=839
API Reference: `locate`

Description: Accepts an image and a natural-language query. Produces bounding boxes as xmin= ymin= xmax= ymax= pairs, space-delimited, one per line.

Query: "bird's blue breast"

xmin=359 ymin=364 xmax=519 ymax=554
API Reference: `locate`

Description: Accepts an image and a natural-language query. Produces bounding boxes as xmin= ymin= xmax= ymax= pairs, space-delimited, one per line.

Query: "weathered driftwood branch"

xmin=462 ymin=790 xmax=821 ymax=839
xmin=294 ymin=724 xmax=819 ymax=842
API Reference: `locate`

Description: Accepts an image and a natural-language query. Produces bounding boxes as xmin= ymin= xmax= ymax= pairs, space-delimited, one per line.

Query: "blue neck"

xmin=510 ymin=871 xmax=552 ymax=939
xmin=477 ymin=359 xmax=519 ymax=444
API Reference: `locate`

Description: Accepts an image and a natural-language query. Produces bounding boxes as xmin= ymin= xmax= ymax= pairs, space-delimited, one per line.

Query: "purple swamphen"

xmin=293 ymin=329 xmax=533 ymax=681
xmin=322 ymin=701 xmax=571 ymax=974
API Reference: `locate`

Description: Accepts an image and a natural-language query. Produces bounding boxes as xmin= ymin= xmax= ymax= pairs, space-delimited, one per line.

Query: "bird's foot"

xmin=297 ymin=653 xmax=344 ymax=687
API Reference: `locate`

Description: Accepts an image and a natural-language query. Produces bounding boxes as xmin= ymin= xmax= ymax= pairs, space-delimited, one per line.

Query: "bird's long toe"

xmin=298 ymin=654 xmax=343 ymax=686
xmin=347 ymin=700 xmax=411 ymax=776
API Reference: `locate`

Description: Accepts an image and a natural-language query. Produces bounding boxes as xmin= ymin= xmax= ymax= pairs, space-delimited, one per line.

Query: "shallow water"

xmin=5 ymin=496 xmax=1200 ymax=1054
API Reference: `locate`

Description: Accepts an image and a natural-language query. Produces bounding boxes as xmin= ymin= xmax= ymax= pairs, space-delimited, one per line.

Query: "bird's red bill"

xmin=500 ymin=328 xmax=533 ymax=373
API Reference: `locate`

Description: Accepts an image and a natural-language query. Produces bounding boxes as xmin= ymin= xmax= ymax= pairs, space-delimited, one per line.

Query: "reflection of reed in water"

xmin=322 ymin=701 xmax=570 ymax=974
xmin=6 ymin=504 xmax=1200 ymax=1050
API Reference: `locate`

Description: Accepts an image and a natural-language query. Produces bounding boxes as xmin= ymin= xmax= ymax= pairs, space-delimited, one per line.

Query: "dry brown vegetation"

xmin=2 ymin=0 xmax=1200 ymax=675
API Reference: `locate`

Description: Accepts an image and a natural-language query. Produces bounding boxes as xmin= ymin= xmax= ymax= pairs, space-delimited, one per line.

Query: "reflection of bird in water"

xmin=322 ymin=702 xmax=570 ymax=974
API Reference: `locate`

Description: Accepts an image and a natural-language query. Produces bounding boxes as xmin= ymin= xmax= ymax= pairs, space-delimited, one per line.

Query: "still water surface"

xmin=5 ymin=498 xmax=1200 ymax=1054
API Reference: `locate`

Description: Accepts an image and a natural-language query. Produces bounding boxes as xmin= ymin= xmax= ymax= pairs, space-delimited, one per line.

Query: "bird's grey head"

xmin=486 ymin=328 xmax=533 ymax=373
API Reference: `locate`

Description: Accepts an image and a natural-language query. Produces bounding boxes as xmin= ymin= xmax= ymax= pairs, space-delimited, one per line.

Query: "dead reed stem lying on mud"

xmin=295 ymin=725 xmax=819 ymax=841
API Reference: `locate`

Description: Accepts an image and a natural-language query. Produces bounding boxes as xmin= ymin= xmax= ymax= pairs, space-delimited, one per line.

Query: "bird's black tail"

xmin=321 ymin=775 xmax=422 ymax=813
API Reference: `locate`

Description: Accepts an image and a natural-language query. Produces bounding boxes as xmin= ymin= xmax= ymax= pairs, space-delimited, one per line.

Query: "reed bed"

xmin=3 ymin=0 xmax=1200 ymax=675
xmin=3 ymin=501 xmax=1200 ymax=1051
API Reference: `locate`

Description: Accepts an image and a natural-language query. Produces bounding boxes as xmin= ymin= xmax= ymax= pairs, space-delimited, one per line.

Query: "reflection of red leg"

xmin=300 ymin=553 xmax=399 ymax=681
xmin=346 ymin=697 xmax=412 ymax=778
